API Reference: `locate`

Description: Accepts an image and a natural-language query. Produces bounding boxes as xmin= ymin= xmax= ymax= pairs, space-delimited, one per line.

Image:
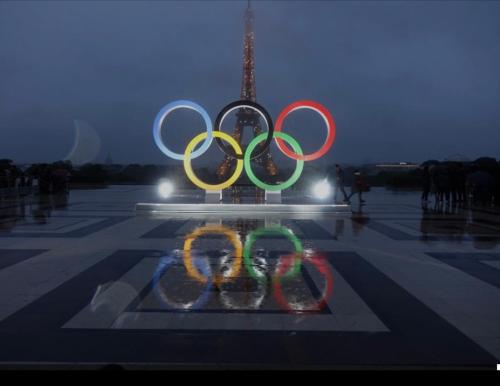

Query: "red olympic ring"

xmin=273 ymin=253 xmax=334 ymax=313
xmin=274 ymin=100 xmax=336 ymax=161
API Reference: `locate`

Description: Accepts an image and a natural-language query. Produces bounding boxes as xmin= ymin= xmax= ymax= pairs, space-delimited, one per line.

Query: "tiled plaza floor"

xmin=0 ymin=186 xmax=499 ymax=369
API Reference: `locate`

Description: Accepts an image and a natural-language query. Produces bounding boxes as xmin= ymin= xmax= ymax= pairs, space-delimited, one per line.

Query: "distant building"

xmin=344 ymin=162 xmax=421 ymax=176
xmin=374 ymin=162 xmax=419 ymax=173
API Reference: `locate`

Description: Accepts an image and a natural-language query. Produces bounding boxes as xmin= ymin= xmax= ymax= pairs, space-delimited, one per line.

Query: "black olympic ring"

xmin=214 ymin=100 xmax=274 ymax=160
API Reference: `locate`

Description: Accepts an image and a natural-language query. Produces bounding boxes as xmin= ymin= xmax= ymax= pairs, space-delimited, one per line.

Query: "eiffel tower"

xmin=216 ymin=1 xmax=278 ymax=189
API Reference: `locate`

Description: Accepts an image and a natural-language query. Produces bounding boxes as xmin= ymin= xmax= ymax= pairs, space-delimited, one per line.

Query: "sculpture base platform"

xmin=135 ymin=202 xmax=350 ymax=215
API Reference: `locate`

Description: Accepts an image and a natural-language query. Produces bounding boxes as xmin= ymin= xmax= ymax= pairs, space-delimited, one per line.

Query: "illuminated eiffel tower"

xmin=216 ymin=1 xmax=278 ymax=188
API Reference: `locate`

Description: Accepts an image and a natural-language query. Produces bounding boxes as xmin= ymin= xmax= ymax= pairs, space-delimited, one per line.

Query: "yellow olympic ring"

xmin=183 ymin=131 xmax=244 ymax=191
xmin=183 ymin=225 xmax=242 ymax=285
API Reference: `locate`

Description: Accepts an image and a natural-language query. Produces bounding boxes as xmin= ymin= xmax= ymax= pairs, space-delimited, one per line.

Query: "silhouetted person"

xmin=334 ymin=164 xmax=349 ymax=203
xmin=348 ymin=170 xmax=366 ymax=205
xmin=51 ymin=166 xmax=69 ymax=194
xmin=441 ymin=166 xmax=452 ymax=204
xmin=467 ymin=169 xmax=495 ymax=206
xmin=37 ymin=164 xmax=52 ymax=194
xmin=456 ymin=163 xmax=467 ymax=204
xmin=430 ymin=164 xmax=450 ymax=204
xmin=421 ymin=166 xmax=431 ymax=202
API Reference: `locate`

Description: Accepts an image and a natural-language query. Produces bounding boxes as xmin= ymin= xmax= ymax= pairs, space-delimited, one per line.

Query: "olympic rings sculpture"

xmin=153 ymin=99 xmax=336 ymax=191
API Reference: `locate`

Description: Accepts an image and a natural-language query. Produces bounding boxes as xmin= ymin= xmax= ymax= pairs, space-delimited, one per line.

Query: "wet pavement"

xmin=0 ymin=186 xmax=499 ymax=369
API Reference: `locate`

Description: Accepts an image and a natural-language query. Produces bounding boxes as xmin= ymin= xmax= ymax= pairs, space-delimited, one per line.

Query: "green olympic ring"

xmin=244 ymin=132 xmax=305 ymax=191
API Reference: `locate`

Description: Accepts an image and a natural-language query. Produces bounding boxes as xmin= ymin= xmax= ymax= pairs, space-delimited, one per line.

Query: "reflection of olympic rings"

xmin=214 ymin=100 xmax=274 ymax=160
xmin=245 ymin=132 xmax=304 ymax=191
xmin=273 ymin=253 xmax=334 ymax=313
xmin=183 ymin=225 xmax=242 ymax=285
xmin=184 ymin=131 xmax=244 ymax=191
xmin=243 ymin=226 xmax=303 ymax=281
xmin=152 ymin=99 xmax=336 ymax=191
xmin=152 ymin=251 xmax=212 ymax=310
xmin=153 ymin=100 xmax=213 ymax=161
xmin=219 ymin=275 xmax=268 ymax=310
xmin=175 ymin=224 xmax=334 ymax=312
xmin=274 ymin=100 xmax=335 ymax=161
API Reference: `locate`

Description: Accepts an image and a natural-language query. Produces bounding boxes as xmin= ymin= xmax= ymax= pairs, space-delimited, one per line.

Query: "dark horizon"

xmin=1 ymin=0 xmax=500 ymax=166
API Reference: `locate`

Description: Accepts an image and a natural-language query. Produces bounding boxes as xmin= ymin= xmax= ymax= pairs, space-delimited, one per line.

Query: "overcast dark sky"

xmin=1 ymin=0 xmax=500 ymax=166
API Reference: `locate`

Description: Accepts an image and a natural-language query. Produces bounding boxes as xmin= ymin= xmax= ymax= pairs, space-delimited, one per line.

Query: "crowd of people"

xmin=0 ymin=160 xmax=72 ymax=196
xmin=421 ymin=158 xmax=500 ymax=207
xmin=332 ymin=158 xmax=500 ymax=208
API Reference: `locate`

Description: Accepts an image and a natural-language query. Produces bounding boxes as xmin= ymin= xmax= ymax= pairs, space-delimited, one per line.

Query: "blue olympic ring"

xmin=152 ymin=100 xmax=213 ymax=161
